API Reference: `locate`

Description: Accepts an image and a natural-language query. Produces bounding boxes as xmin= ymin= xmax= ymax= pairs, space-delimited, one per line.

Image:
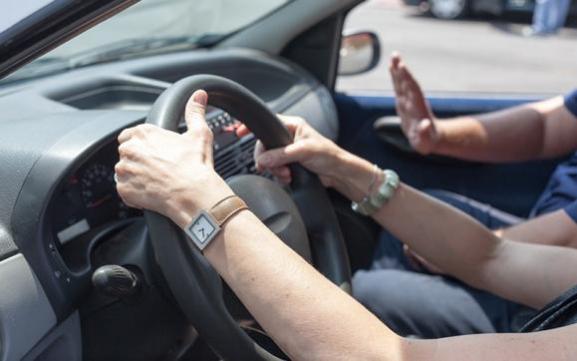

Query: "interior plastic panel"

xmin=0 ymin=227 xmax=17 ymax=262
xmin=282 ymin=86 xmax=339 ymax=140
xmin=53 ymin=79 xmax=164 ymax=111
xmin=21 ymin=312 xmax=81 ymax=361
xmin=0 ymin=254 xmax=56 ymax=361
xmin=10 ymin=110 xmax=144 ymax=319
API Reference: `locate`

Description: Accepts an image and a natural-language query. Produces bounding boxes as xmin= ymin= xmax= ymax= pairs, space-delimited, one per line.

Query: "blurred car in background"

xmin=404 ymin=0 xmax=577 ymax=20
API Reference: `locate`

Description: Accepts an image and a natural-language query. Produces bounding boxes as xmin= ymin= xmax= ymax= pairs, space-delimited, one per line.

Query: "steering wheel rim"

xmin=145 ymin=74 xmax=351 ymax=360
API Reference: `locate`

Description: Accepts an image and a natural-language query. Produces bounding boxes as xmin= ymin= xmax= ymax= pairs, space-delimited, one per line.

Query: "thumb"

xmin=256 ymin=142 xmax=308 ymax=169
xmin=412 ymin=118 xmax=438 ymax=154
xmin=184 ymin=90 xmax=209 ymax=135
xmin=418 ymin=118 xmax=439 ymax=143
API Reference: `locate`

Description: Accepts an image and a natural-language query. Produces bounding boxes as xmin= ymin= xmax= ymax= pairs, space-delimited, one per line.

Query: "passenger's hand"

xmin=115 ymin=90 xmax=233 ymax=228
xmin=389 ymin=52 xmax=439 ymax=155
xmin=250 ymin=115 xmax=345 ymax=187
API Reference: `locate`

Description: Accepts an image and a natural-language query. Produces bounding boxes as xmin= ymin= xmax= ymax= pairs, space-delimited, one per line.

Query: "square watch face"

xmin=186 ymin=211 xmax=220 ymax=250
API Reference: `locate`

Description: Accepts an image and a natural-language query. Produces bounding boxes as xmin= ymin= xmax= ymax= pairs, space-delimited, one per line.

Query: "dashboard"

xmin=0 ymin=49 xmax=338 ymax=323
xmin=0 ymin=46 xmax=341 ymax=361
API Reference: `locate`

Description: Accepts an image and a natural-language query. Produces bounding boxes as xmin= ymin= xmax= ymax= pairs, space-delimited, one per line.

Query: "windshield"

xmin=3 ymin=0 xmax=289 ymax=84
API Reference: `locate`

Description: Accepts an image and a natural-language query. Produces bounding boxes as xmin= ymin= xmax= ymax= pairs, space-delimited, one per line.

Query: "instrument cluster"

xmin=50 ymin=142 xmax=141 ymax=245
xmin=50 ymin=109 xmax=253 ymax=246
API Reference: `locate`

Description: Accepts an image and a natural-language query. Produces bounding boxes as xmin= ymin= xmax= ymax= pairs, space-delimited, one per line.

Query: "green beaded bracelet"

xmin=351 ymin=169 xmax=400 ymax=216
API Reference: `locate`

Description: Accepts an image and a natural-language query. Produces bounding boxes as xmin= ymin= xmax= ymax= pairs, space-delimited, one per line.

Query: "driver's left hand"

xmin=115 ymin=90 xmax=233 ymax=228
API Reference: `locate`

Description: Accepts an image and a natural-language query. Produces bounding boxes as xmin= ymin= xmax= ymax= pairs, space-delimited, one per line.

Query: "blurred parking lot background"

xmin=337 ymin=0 xmax=577 ymax=95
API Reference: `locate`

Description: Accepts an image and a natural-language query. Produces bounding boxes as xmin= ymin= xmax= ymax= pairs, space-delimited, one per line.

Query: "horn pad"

xmin=227 ymin=175 xmax=312 ymax=263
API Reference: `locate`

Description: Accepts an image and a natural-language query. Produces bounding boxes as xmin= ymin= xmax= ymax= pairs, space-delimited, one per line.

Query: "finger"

xmin=118 ymin=127 xmax=135 ymax=144
xmin=275 ymin=175 xmax=292 ymax=185
xmin=184 ymin=90 xmax=214 ymax=165
xmin=236 ymin=124 xmax=252 ymax=137
xmin=398 ymin=63 xmax=427 ymax=103
xmin=256 ymin=142 xmax=308 ymax=169
xmin=276 ymin=115 xmax=303 ymax=135
xmin=389 ymin=51 xmax=401 ymax=71
xmin=271 ymin=168 xmax=292 ymax=185
xmin=270 ymin=166 xmax=291 ymax=179
xmin=184 ymin=90 xmax=209 ymax=135
xmin=390 ymin=64 xmax=403 ymax=97
xmin=254 ymin=141 xmax=266 ymax=172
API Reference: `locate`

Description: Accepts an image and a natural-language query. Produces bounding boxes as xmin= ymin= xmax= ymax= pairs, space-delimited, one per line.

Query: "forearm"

xmin=432 ymin=96 xmax=576 ymax=162
xmin=172 ymin=204 xmax=403 ymax=361
xmin=373 ymin=184 xmax=502 ymax=286
xmin=497 ymin=210 xmax=577 ymax=249
xmin=433 ymin=105 xmax=545 ymax=162
xmin=333 ymin=155 xmax=501 ymax=287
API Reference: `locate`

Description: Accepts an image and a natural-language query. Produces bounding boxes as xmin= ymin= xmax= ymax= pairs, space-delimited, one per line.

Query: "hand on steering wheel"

xmin=244 ymin=116 xmax=345 ymax=187
xmin=115 ymin=90 xmax=233 ymax=229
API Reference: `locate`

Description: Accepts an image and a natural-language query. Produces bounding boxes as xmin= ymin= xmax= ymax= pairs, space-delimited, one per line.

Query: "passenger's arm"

xmin=434 ymin=97 xmax=577 ymax=162
xmin=496 ymin=210 xmax=577 ymax=249
xmin=405 ymin=210 xmax=577 ymax=275
xmin=390 ymin=54 xmax=577 ymax=162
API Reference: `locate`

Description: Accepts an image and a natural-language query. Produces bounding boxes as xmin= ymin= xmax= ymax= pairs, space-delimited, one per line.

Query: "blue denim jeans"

xmin=352 ymin=190 xmax=536 ymax=339
xmin=533 ymin=0 xmax=571 ymax=34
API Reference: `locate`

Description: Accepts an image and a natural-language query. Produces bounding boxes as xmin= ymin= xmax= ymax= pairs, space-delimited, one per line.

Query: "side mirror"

xmin=338 ymin=31 xmax=381 ymax=76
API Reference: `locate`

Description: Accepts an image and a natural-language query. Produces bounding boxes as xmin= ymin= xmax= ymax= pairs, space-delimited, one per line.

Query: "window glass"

xmin=337 ymin=0 xmax=577 ymax=95
xmin=3 ymin=0 xmax=289 ymax=84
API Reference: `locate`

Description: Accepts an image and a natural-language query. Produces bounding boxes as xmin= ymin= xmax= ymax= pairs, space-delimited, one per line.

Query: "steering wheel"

xmin=145 ymin=75 xmax=351 ymax=360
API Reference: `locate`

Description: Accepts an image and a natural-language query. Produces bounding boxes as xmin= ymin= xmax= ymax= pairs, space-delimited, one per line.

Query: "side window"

xmin=337 ymin=0 xmax=577 ymax=95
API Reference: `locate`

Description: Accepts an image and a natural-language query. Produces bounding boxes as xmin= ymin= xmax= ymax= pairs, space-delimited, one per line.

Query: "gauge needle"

xmin=87 ymin=194 xmax=112 ymax=208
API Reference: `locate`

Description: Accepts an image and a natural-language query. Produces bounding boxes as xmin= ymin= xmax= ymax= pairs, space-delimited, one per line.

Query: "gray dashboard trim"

xmin=22 ymin=312 xmax=81 ymax=361
xmin=0 ymin=227 xmax=17 ymax=262
xmin=0 ymin=254 xmax=56 ymax=361
xmin=10 ymin=111 xmax=144 ymax=319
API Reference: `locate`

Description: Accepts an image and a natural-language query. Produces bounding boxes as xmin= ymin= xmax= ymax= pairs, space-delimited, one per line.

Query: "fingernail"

xmin=192 ymin=90 xmax=208 ymax=106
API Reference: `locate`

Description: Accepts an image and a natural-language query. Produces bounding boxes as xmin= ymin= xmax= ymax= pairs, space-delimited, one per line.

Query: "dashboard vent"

xmin=214 ymin=136 xmax=257 ymax=179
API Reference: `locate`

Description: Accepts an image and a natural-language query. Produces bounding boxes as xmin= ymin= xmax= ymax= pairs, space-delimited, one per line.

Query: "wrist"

xmin=331 ymin=151 xmax=377 ymax=202
xmin=429 ymin=119 xmax=445 ymax=154
xmin=166 ymin=173 xmax=235 ymax=229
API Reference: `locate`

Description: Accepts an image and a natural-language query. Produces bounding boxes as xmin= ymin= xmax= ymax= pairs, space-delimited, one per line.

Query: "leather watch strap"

xmin=209 ymin=195 xmax=249 ymax=226
xmin=184 ymin=195 xmax=248 ymax=251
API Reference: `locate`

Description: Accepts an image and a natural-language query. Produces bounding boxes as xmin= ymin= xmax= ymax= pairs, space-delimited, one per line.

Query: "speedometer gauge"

xmin=51 ymin=142 xmax=141 ymax=246
xmin=81 ymin=163 xmax=115 ymax=209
